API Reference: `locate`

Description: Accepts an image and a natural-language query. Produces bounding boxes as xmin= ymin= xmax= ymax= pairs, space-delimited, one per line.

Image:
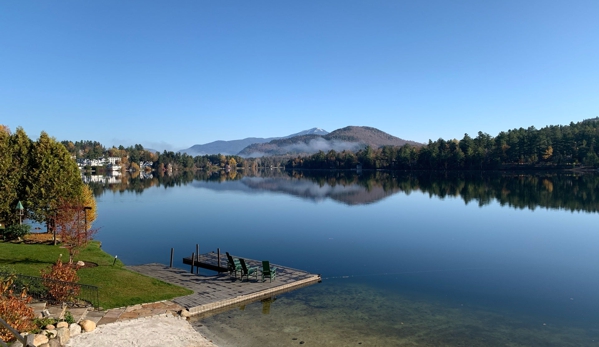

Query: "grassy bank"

xmin=0 ymin=241 xmax=192 ymax=309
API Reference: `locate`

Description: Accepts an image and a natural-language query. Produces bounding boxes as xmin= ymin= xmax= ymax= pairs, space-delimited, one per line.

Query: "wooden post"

xmin=217 ymin=248 xmax=221 ymax=272
xmin=196 ymin=244 xmax=199 ymax=274
xmin=169 ymin=248 xmax=174 ymax=268
xmin=191 ymin=252 xmax=195 ymax=273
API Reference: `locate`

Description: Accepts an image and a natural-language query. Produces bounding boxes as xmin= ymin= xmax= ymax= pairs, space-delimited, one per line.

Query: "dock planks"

xmin=127 ymin=253 xmax=320 ymax=316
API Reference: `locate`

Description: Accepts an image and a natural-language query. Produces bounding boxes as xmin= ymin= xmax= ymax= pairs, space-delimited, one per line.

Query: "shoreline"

xmin=66 ymin=314 xmax=218 ymax=347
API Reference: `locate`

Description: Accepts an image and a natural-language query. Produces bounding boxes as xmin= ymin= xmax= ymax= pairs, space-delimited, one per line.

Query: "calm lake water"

xmin=91 ymin=171 xmax=599 ymax=346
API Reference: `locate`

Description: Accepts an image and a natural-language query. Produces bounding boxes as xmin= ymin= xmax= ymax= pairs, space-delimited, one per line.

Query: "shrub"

xmin=63 ymin=311 xmax=75 ymax=325
xmin=40 ymin=255 xmax=80 ymax=304
xmin=1 ymin=224 xmax=31 ymax=240
xmin=0 ymin=274 xmax=35 ymax=342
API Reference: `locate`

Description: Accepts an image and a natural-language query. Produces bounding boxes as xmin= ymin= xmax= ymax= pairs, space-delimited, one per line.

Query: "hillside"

xmin=238 ymin=126 xmax=422 ymax=157
xmin=182 ymin=137 xmax=275 ymax=156
xmin=325 ymin=126 xmax=421 ymax=148
xmin=180 ymin=128 xmax=328 ymax=156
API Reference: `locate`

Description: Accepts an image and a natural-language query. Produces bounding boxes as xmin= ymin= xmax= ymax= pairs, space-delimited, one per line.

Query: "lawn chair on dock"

xmin=226 ymin=252 xmax=242 ymax=278
xmin=261 ymin=260 xmax=277 ymax=282
xmin=239 ymin=258 xmax=258 ymax=282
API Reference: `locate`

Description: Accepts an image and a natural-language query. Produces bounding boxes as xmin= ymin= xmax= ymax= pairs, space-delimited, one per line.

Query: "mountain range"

xmin=180 ymin=126 xmax=421 ymax=157
xmin=180 ymin=128 xmax=328 ymax=156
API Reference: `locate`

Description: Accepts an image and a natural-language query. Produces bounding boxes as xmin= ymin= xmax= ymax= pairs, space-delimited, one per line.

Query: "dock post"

xmin=196 ymin=244 xmax=199 ymax=274
xmin=169 ymin=248 xmax=174 ymax=268
xmin=191 ymin=252 xmax=195 ymax=273
xmin=217 ymin=248 xmax=221 ymax=273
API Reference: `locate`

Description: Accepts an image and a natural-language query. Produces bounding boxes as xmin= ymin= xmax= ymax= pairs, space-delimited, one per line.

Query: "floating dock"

xmin=127 ymin=252 xmax=320 ymax=316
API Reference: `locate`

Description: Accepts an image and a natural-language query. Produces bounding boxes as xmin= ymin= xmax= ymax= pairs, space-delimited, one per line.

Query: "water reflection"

xmin=86 ymin=170 xmax=599 ymax=212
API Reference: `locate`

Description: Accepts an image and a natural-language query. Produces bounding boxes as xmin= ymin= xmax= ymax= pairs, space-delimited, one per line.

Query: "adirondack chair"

xmin=261 ymin=260 xmax=277 ymax=282
xmin=239 ymin=258 xmax=258 ymax=282
xmin=226 ymin=252 xmax=242 ymax=278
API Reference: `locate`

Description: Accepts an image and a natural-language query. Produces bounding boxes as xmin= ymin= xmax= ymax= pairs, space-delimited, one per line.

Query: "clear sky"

xmin=1 ymin=1 xmax=598 ymax=151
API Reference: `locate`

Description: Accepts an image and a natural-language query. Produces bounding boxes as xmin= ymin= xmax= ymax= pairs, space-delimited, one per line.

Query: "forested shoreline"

xmin=59 ymin=118 xmax=599 ymax=173
xmin=287 ymin=118 xmax=599 ymax=170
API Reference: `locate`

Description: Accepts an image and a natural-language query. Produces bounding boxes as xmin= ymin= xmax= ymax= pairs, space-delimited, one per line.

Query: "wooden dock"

xmin=127 ymin=252 xmax=320 ymax=316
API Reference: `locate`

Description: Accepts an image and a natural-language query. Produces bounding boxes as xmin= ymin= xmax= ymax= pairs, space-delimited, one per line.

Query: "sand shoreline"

xmin=66 ymin=314 xmax=218 ymax=347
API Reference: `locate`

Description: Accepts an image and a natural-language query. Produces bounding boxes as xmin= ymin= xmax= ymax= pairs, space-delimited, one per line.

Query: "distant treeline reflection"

xmin=86 ymin=170 xmax=599 ymax=213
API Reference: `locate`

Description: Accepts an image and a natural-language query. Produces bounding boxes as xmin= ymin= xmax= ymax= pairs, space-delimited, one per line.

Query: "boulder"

xmin=79 ymin=319 xmax=96 ymax=332
xmin=48 ymin=337 xmax=61 ymax=347
xmin=32 ymin=333 xmax=48 ymax=346
xmin=56 ymin=327 xmax=70 ymax=345
xmin=45 ymin=329 xmax=57 ymax=338
xmin=56 ymin=321 xmax=69 ymax=329
xmin=38 ymin=343 xmax=49 ymax=347
xmin=69 ymin=323 xmax=82 ymax=337
xmin=45 ymin=324 xmax=55 ymax=330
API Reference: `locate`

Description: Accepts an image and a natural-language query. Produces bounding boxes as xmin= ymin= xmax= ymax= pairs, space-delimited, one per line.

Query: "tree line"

xmin=0 ymin=126 xmax=95 ymax=229
xmin=287 ymin=118 xmax=599 ymax=170
xmin=61 ymin=139 xmax=292 ymax=173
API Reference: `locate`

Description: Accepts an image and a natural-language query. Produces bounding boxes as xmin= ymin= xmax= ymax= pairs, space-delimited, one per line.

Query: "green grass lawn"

xmin=0 ymin=241 xmax=192 ymax=309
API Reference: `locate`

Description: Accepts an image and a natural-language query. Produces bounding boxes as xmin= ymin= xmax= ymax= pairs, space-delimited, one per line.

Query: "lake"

xmin=90 ymin=170 xmax=599 ymax=346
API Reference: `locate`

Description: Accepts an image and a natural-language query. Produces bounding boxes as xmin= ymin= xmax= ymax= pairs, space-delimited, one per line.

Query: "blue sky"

xmin=1 ymin=1 xmax=598 ymax=151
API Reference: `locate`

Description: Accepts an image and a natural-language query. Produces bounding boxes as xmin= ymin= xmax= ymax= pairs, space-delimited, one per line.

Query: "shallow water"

xmin=92 ymin=172 xmax=599 ymax=346
xmin=194 ymin=278 xmax=599 ymax=347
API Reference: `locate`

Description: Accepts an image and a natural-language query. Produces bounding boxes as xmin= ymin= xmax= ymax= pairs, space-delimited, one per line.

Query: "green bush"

xmin=63 ymin=311 xmax=75 ymax=325
xmin=1 ymin=224 xmax=31 ymax=240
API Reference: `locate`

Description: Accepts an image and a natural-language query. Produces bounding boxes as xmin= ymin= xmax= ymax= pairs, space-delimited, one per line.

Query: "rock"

xmin=48 ymin=338 xmax=61 ymax=347
xmin=56 ymin=321 xmax=69 ymax=329
xmin=179 ymin=309 xmax=191 ymax=318
xmin=45 ymin=324 xmax=56 ymax=330
xmin=41 ymin=309 xmax=51 ymax=317
xmin=76 ymin=261 xmax=85 ymax=267
xmin=79 ymin=319 xmax=96 ymax=332
xmin=56 ymin=327 xmax=70 ymax=345
xmin=69 ymin=323 xmax=82 ymax=337
xmin=10 ymin=338 xmax=24 ymax=347
xmin=32 ymin=333 xmax=49 ymax=346
xmin=38 ymin=343 xmax=49 ymax=347
xmin=45 ymin=329 xmax=57 ymax=338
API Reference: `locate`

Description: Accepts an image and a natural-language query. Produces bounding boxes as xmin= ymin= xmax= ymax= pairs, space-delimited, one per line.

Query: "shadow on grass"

xmin=0 ymin=257 xmax=54 ymax=266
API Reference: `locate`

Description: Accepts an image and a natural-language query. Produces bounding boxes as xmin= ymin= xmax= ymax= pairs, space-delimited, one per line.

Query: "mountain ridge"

xmin=180 ymin=127 xmax=329 ymax=156
xmin=238 ymin=126 xmax=422 ymax=157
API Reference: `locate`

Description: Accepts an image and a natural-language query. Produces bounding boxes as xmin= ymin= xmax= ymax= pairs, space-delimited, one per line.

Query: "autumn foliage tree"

xmin=0 ymin=274 xmax=35 ymax=342
xmin=54 ymin=186 xmax=99 ymax=264
xmin=55 ymin=198 xmax=98 ymax=264
xmin=40 ymin=255 xmax=80 ymax=304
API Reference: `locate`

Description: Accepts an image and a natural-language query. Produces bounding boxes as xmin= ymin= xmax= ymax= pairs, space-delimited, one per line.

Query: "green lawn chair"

xmin=261 ymin=260 xmax=277 ymax=282
xmin=226 ymin=252 xmax=242 ymax=278
xmin=239 ymin=258 xmax=258 ymax=282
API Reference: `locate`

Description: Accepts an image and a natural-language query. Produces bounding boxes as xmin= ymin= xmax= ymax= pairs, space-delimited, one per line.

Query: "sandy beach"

xmin=66 ymin=315 xmax=217 ymax=347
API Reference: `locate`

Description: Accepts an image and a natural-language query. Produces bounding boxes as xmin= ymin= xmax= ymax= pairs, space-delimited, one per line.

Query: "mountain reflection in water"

xmin=86 ymin=170 xmax=599 ymax=212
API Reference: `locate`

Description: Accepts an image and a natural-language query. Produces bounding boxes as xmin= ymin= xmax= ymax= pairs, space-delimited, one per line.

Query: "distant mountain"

xmin=181 ymin=137 xmax=275 ymax=156
xmin=285 ymin=127 xmax=329 ymax=138
xmin=180 ymin=128 xmax=328 ymax=156
xmin=238 ymin=126 xmax=422 ymax=157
